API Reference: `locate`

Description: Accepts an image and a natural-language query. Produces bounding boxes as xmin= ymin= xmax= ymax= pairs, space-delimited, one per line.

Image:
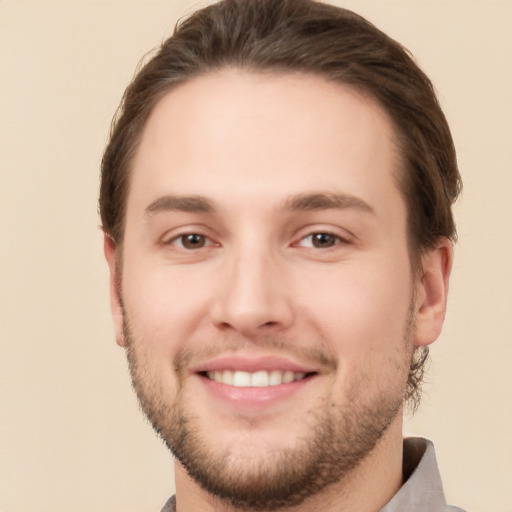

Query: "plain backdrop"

xmin=1 ymin=1 xmax=511 ymax=511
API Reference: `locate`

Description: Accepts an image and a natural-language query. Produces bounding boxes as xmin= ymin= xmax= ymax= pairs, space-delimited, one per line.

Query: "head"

xmin=100 ymin=0 xmax=460 ymax=508
xmin=100 ymin=0 xmax=460 ymax=405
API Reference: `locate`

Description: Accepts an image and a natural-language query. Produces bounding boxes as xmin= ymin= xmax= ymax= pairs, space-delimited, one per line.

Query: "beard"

xmin=123 ymin=306 xmax=414 ymax=511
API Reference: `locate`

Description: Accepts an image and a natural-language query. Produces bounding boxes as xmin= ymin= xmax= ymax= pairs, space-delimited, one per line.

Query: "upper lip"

xmin=190 ymin=355 xmax=319 ymax=374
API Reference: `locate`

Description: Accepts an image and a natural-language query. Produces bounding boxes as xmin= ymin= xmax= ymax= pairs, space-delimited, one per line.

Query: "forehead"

xmin=128 ymin=69 xmax=404 ymax=222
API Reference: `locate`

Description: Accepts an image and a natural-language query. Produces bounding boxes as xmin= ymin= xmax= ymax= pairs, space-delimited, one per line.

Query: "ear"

xmin=414 ymin=238 xmax=453 ymax=347
xmin=103 ymin=233 xmax=126 ymax=347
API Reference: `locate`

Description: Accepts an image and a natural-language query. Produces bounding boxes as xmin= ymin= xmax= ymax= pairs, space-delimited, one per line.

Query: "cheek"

xmin=122 ymin=258 xmax=217 ymax=359
xmin=302 ymin=268 xmax=414 ymax=409
xmin=297 ymin=260 xmax=414 ymax=361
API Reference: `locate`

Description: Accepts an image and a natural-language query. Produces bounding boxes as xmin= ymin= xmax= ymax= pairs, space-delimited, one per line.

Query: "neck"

xmin=173 ymin=415 xmax=404 ymax=512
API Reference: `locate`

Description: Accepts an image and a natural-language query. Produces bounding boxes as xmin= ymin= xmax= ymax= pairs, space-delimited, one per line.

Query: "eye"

xmin=298 ymin=232 xmax=344 ymax=249
xmin=170 ymin=233 xmax=212 ymax=250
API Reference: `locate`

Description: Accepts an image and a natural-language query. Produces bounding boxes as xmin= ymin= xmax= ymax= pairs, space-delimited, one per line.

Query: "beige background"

xmin=1 ymin=0 xmax=511 ymax=511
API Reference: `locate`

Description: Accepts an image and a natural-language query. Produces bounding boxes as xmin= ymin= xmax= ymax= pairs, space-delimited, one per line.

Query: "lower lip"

xmin=196 ymin=374 xmax=315 ymax=408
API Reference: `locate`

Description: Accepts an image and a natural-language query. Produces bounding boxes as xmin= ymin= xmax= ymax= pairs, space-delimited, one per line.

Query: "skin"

xmin=104 ymin=70 xmax=452 ymax=512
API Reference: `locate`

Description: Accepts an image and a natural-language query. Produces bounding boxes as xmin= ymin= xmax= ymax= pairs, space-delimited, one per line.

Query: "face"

xmin=106 ymin=70 xmax=447 ymax=509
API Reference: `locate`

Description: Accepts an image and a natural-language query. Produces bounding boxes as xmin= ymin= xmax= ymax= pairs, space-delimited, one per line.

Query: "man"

xmin=100 ymin=1 xmax=464 ymax=511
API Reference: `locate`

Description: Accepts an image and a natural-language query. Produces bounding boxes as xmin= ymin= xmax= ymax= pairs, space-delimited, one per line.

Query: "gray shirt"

xmin=160 ymin=437 xmax=465 ymax=512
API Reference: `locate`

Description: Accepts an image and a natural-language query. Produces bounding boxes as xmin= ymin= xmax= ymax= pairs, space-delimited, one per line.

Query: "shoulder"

xmin=160 ymin=495 xmax=176 ymax=512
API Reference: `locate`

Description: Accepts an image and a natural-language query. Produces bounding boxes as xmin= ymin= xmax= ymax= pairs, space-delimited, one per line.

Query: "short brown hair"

xmin=99 ymin=0 xmax=461 ymax=406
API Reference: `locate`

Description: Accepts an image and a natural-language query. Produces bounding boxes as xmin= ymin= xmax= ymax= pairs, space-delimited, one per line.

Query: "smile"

xmin=205 ymin=370 xmax=308 ymax=387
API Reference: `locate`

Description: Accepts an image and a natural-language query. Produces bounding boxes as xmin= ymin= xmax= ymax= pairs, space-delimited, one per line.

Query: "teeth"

xmin=251 ymin=370 xmax=269 ymax=387
xmin=221 ymin=370 xmax=233 ymax=385
xmin=206 ymin=370 xmax=307 ymax=387
xmin=282 ymin=370 xmax=294 ymax=384
xmin=233 ymin=371 xmax=251 ymax=387
xmin=269 ymin=370 xmax=283 ymax=386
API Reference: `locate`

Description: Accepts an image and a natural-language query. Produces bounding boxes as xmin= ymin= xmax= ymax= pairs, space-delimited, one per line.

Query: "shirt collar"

xmin=379 ymin=437 xmax=449 ymax=512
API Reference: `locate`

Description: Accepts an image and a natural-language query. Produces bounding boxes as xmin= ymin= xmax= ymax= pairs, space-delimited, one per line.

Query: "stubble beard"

xmin=123 ymin=308 xmax=415 ymax=511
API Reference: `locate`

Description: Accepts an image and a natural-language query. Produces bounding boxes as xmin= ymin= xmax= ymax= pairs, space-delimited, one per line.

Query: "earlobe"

xmin=414 ymin=238 xmax=453 ymax=347
xmin=103 ymin=234 xmax=126 ymax=347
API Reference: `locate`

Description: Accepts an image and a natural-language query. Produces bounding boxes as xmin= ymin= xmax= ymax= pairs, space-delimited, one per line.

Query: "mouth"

xmin=191 ymin=355 xmax=321 ymax=407
xmin=202 ymin=369 xmax=314 ymax=388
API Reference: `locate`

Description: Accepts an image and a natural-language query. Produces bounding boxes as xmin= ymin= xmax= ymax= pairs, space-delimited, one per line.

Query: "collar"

xmin=379 ymin=437 xmax=464 ymax=512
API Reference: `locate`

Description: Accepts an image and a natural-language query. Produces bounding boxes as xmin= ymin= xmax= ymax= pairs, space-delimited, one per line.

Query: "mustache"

xmin=171 ymin=334 xmax=338 ymax=376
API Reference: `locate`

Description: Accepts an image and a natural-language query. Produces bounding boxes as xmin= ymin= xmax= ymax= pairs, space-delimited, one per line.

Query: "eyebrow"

xmin=282 ymin=192 xmax=374 ymax=214
xmin=145 ymin=195 xmax=215 ymax=216
xmin=144 ymin=191 xmax=374 ymax=217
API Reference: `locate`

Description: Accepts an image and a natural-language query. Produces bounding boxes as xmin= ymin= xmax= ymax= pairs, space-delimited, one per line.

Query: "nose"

xmin=211 ymin=247 xmax=295 ymax=337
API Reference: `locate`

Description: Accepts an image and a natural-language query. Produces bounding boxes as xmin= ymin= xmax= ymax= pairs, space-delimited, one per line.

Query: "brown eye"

xmin=310 ymin=233 xmax=339 ymax=248
xmin=177 ymin=234 xmax=207 ymax=249
xmin=296 ymin=232 xmax=345 ymax=249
